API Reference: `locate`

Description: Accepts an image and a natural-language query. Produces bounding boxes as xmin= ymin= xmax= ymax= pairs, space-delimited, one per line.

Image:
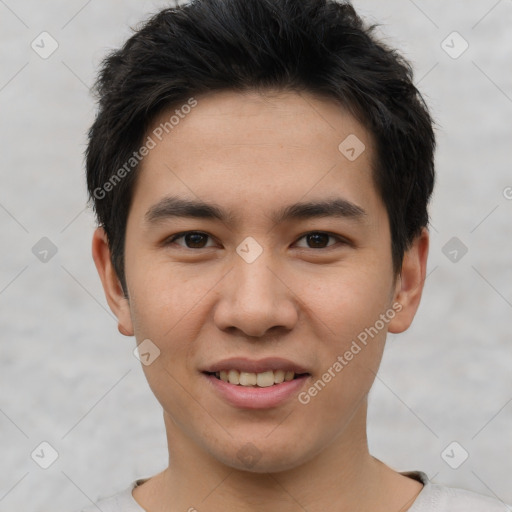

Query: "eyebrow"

xmin=144 ymin=195 xmax=366 ymax=226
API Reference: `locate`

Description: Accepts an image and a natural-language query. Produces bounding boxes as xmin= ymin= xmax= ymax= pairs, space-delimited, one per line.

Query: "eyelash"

xmin=164 ymin=231 xmax=349 ymax=250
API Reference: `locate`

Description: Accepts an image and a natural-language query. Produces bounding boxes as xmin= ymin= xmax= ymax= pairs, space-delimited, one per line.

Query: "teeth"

xmin=256 ymin=371 xmax=274 ymax=387
xmin=227 ymin=369 xmax=240 ymax=385
xmin=213 ymin=369 xmax=298 ymax=386
xmin=274 ymin=369 xmax=285 ymax=383
xmin=239 ymin=371 xmax=257 ymax=386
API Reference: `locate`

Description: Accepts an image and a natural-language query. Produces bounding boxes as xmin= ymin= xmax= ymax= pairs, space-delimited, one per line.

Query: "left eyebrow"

xmin=272 ymin=197 xmax=366 ymax=224
xmin=144 ymin=195 xmax=366 ymax=227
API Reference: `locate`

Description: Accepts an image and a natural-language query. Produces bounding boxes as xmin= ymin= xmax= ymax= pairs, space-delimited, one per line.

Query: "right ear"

xmin=91 ymin=227 xmax=134 ymax=337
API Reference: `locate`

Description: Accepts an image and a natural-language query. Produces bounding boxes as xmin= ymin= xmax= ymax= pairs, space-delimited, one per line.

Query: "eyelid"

xmin=164 ymin=231 xmax=218 ymax=248
xmin=294 ymin=231 xmax=351 ymax=249
xmin=164 ymin=230 xmax=351 ymax=249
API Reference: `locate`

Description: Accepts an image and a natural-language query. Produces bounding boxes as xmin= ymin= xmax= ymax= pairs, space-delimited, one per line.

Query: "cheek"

xmin=312 ymin=263 xmax=394 ymax=379
xmin=127 ymin=261 xmax=220 ymax=393
xmin=300 ymin=266 xmax=393 ymax=399
xmin=306 ymin=264 xmax=393 ymax=343
xmin=127 ymin=258 xmax=206 ymax=337
xmin=127 ymin=273 xmax=204 ymax=415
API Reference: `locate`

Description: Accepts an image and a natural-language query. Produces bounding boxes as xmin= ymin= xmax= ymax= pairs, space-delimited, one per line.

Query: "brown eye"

xmin=184 ymin=233 xmax=209 ymax=248
xmin=306 ymin=233 xmax=330 ymax=248
xmin=295 ymin=232 xmax=341 ymax=249
xmin=166 ymin=231 xmax=214 ymax=249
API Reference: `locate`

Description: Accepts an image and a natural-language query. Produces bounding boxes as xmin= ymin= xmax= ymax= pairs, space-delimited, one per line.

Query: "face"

xmin=93 ymin=89 xmax=428 ymax=473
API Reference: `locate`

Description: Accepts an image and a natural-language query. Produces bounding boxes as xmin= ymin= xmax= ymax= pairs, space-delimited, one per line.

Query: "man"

xmin=82 ymin=0 xmax=509 ymax=510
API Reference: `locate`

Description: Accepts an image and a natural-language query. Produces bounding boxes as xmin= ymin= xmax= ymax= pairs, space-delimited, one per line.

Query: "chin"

xmin=212 ymin=437 xmax=316 ymax=474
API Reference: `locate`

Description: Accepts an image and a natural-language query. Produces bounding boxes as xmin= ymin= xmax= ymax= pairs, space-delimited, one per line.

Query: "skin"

xmin=93 ymin=89 xmax=429 ymax=512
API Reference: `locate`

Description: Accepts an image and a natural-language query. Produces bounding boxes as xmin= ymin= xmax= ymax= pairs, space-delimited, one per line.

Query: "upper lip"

xmin=202 ymin=357 xmax=310 ymax=375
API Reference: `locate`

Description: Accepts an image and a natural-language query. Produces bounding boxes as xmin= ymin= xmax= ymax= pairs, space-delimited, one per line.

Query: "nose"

xmin=213 ymin=249 xmax=299 ymax=339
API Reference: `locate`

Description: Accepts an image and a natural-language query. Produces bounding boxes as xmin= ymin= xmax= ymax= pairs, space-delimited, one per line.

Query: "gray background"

xmin=0 ymin=1 xmax=511 ymax=510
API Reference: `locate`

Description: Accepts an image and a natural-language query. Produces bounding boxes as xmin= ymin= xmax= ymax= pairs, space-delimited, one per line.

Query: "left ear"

xmin=388 ymin=227 xmax=429 ymax=334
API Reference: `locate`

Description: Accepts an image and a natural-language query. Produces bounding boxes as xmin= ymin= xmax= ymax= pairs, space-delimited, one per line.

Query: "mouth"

xmin=204 ymin=369 xmax=310 ymax=387
xmin=201 ymin=357 xmax=311 ymax=409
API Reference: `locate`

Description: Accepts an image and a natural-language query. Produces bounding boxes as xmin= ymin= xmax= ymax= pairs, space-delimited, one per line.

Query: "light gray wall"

xmin=0 ymin=1 xmax=511 ymax=510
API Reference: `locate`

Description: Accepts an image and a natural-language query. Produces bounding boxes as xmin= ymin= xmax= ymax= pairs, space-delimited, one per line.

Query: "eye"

xmin=164 ymin=230 xmax=348 ymax=250
xmin=294 ymin=231 xmax=346 ymax=249
xmin=165 ymin=231 xmax=216 ymax=249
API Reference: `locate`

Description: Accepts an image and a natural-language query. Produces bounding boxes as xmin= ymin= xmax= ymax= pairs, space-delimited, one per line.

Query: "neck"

xmin=134 ymin=401 xmax=422 ymax=512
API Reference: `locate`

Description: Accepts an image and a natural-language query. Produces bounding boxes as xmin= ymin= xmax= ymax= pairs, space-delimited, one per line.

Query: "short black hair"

xmin=86 ymin=0 xmax=435 ymax=296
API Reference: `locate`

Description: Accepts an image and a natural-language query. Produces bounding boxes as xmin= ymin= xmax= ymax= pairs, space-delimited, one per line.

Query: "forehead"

xmin=130 ymin=89 xmax=382 ymax=226
xmin=149 ymin=89 xmax=372 ymax=154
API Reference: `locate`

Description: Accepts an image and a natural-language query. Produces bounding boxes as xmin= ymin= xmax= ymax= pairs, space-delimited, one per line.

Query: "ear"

xmin=388 ymin=227 xmax=429 ymax=334
xmin=91 ymin=227 xmax=134 ymax=337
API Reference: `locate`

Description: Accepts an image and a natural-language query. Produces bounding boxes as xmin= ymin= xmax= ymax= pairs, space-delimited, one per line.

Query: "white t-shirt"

xmin=78 ymin=471 xmax=510 ymax=511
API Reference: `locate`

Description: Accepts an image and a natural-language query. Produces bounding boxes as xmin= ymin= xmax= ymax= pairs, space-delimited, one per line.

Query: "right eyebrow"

xmin=145 ymin=196 xmax=236 ymax=225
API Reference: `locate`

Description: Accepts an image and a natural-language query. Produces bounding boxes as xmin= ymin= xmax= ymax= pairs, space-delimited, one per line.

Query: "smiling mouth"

xmin=205 ymin=369 xmax=310 ymax=387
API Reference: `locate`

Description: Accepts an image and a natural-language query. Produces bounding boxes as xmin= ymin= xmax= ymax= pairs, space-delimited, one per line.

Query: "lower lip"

xmin=204 ymin=373 xmax=310 ymax=409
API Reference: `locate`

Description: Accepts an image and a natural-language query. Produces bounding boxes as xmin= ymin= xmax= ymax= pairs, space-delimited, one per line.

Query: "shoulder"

xmin=426 ymin=483 xmax=511 ymax=512
xmin=405 ymin=471 xmax=511 ymax=512
xmin=74 ymin=479 xmax=147 ymax=512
